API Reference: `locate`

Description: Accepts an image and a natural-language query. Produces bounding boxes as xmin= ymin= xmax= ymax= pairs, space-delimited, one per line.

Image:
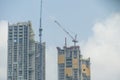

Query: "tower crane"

xmin=54 ymin=20 xmax=78 ymax=46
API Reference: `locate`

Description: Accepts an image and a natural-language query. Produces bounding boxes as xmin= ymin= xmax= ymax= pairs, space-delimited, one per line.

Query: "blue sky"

xmin=0 ymin=0 xmax=120 ymax=80
xmin=0 ymin=0 xmax=119 ymax=46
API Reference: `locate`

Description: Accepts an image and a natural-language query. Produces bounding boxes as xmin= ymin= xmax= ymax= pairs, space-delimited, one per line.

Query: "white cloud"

xmin=81 ymin=13 xmax=120 ymax=80
xmin=0 ymin=21 xmax=8 ymax=80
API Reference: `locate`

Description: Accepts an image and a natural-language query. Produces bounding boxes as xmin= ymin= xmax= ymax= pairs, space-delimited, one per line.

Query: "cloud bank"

xmin=0 ymin=21 xmax=8 ymax=80
xmin=82 ymin=13 xmax=120 ymax=80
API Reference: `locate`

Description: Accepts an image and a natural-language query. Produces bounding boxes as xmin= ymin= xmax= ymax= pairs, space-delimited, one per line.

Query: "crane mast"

xmin=39 ymin=0 xmax=44 ymax=80
xmin=39 ymin=0 xmax=43 ymax=44
xmin=54 ymin=20 xmax=78 ymax=46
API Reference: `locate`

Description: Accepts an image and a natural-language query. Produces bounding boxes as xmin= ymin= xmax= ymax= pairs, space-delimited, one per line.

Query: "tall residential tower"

xmin=7 ymin=21 xmax=35 ymax=80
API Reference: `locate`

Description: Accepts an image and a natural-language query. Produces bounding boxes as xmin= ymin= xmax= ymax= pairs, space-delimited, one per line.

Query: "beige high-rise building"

xmin=57 ymin=45 xmax=90 ymax=80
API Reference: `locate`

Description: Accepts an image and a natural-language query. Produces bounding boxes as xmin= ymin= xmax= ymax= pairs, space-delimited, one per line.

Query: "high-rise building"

xmin=57 ymin=45 xmax=90 ymax=80
xmin=7 ymin=21 xmax=35 ymax=80
xmin=35 ymin=42 xmax=45 ymax=80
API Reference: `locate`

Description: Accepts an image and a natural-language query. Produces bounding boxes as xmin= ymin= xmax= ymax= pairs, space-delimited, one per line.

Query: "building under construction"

xmin=57 ymin=45 xmax=90 ymax=80
xmin=55 ymin=21 xmax=91 ymax=80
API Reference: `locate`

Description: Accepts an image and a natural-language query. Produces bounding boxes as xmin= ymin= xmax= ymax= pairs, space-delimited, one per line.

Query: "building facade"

xmin=7 ymin=21 xmax=35 ymax=80
xmin=57 ymin=46 xmax=90 ymax=80
xmin=81 ymin=58 xmax=90 ymax=80
xmin=35 ymin=42 xmax=45 ymax=80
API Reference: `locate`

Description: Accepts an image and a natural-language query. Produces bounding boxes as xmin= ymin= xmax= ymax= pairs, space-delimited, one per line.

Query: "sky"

xmin=0 ymin=0 xmax=120 ymax=80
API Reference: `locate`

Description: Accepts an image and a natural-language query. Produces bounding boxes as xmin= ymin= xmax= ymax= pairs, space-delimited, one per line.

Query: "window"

xmin=19 ymin=38 xmax=23 ymax=43
xmin=8 ymin=76 xmax=12 ymax=80
xmin=14 ymin=26 xmax=17 ymax=31
xmin=9 ymin=35 xmax=12 ymax=37
xmin=9 ymin=32 xmax=12 ymax=34
xmin=19 ymin=32 xmax=22 ymax=34
xmin=14 ymin=39 xmax=17 ymax=42
xmin=14 ymin=53 xmax=17 ymax=62
xmin=66 ymin=50 xmax=72 ymax=58
xmin=19 ymin=35 xmax=23 ymax=37
xmin=73 ymin=69 xmax=78 ymax=79
xmin=14 ymin=35 xmax=17 ymax=37
xmin=74 ymin=50 xmax=77 ymax=58
xmin=19 ymin=26 xmax=23 ymax=30
xmin=66 ymin=58 xmax=72 ymax=67
xmin=19 ymin=71 xmax=22 ymax=76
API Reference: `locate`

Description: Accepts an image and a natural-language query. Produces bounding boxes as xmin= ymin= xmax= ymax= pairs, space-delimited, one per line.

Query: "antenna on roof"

xmin=65 ymin=37 xmax=67 ymax=47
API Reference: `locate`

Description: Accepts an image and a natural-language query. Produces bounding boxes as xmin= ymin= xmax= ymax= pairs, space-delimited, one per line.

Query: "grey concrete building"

xmin=7 ymin=21 xmax=35 ymax=80
xmin=35 ymin=42 xmax=45 ymax=80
